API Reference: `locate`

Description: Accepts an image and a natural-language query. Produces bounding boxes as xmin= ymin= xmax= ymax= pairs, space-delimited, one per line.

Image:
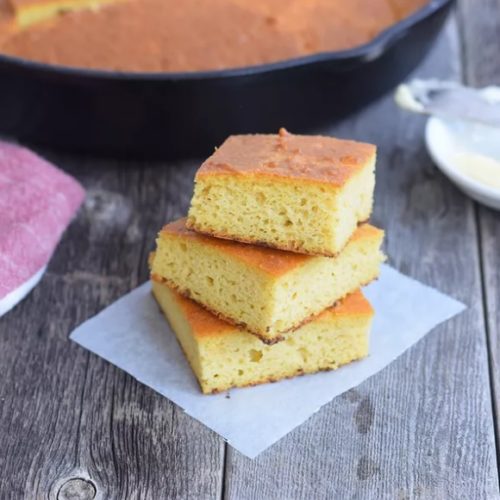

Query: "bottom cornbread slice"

xmin=152 ymin=280 xmax=373 ymax=394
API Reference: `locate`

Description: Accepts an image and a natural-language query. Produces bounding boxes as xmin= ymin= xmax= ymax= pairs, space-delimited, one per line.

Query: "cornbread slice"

xmin=187 ymin=129 xmax=376 ymax=256
xmin=151 ymin=218 xmax=384 ymax=343
xmin=8 ymin=0 xmax=123 ymax=27
xmin=152 ymin=280 xmax=373 ymax=394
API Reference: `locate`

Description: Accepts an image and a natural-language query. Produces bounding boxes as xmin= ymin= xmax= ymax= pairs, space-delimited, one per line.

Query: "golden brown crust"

xmin=185 ymin=216 xmax=373 ymax=257
xmin=151 ymin=273 xmax=377 ymax=343
xmin=152 ymin=275 xmax=373 ymax=338
xmin=162 ymin=217 xmax=311 ymax=277
xmin=161 ymin=218 xmax=382 ymax=277
xmin=152 ymin=275 xmax=235 ymax=337
xmin=196 ymin=130 xmax=376 ymax=187
xmin=152 ymin=273 xmax=280 ymax=343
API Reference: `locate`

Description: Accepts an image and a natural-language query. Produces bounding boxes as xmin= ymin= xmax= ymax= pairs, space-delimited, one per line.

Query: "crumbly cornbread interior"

xmin=152 ymin=281 xmax=373 ymax=394
xmin=151 ymin=220 xmax=384 ymax=341
xmin=187 ymin=158 xmax=374 ymax=255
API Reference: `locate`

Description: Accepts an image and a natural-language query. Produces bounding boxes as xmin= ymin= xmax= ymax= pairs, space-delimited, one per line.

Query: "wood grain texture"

xmin=0 ymin=158 xmax=225 ymax=499
xmin=0 ymin=7 xmax=499 ymax=500
xmin=458 ymin=0 xmax=500 ymax=86
xmin=459 ymin=0 xmax=500 ymax=461
xmin=224 ymin=19 xmax=499 ymax=500
xmin=479 ymin=211 xmax=500 ymax=463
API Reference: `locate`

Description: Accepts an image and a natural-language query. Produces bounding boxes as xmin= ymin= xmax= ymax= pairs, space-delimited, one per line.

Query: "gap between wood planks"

xmin=457 ymin=0 xmax=500 ymax=474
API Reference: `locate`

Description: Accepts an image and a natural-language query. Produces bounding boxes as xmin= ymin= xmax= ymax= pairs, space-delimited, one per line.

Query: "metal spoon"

xmin=395 ymin=79 xmax=500 ymax=128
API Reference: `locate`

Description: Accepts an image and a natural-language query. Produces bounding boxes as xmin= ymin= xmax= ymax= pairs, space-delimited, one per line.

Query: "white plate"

xmin=425 ymin=116 xmax=500 ymax=210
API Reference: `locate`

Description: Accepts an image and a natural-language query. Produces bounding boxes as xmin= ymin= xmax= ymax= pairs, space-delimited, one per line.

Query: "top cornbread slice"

xmin=151 ymin=218 xmax=384 ymax=343
xmin=187 ymin=129 xmax=376 ymax=256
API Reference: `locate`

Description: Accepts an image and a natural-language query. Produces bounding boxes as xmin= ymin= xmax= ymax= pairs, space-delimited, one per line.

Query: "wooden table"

xmin=1 ymin=2 xmax=499 ymax=498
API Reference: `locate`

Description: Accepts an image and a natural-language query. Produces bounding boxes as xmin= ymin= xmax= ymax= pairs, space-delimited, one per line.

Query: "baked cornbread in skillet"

xmin=152 ymin=279 xmax=373 ymax=394
xmin=8 ymin=0 xmax=123 ymax=27
xmin=187 ymin=129 xmax=376 ymax=256
xmin=151 ymin=218 xmax=384 ymax=343
xmin=0 ymin=0 xmax=15 ymax=43
xmin=0 ymin=0 xmax=428 ymax=72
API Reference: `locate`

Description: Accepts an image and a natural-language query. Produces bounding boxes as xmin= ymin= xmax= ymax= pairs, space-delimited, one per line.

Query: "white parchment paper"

xmin=70 ymin=264 xmax=465 ymax=458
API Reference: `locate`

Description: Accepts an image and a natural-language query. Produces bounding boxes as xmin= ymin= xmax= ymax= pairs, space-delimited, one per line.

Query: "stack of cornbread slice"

xmin=150 ymin=129 xmax=385 ymax=394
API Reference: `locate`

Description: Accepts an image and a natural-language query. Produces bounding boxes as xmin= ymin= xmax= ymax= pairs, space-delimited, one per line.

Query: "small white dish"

xmin=425 ymin=116 xmax=500 ymax=210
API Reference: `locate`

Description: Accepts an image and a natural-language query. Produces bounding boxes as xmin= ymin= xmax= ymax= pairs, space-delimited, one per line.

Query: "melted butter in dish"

xmin=426 ymin=116 xmax=500 ymax=210
xmin=454 ymin=152 xmax=500 ymax=190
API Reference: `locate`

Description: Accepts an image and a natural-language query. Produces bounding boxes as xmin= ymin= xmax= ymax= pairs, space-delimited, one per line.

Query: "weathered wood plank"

xmin=1 ymin=7 xmax=499 ymax=500
xmin=0 ymin=158 xmax=225 ymax=499
xmin=224 ymin=19 xmax=499 ymax=499
xmin=459 ymin=0 xmax=500 ymax=461
xmin=458 ymin=0 xmax=500 ymax=86
xmin=0 ymin=277 xmax=95 ymax=500
xmin=478 ymin=211 xmax=500 ymax=461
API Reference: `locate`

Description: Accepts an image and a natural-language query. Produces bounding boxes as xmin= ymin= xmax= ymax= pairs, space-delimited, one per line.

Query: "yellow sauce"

xmin=455 ymin=152 xmax=500 ymax=190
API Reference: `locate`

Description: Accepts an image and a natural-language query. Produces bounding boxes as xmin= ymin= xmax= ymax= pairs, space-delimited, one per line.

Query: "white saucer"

xmin=425 ymin=116 xmax=500 ymax=210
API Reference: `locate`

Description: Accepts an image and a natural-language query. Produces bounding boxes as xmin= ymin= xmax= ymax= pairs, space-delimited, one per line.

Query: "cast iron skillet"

xmin=0 ymin=0 xmax=454 ymax=159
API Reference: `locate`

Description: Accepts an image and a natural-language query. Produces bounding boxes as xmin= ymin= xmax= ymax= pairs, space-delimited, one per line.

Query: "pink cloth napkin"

xmin=0 ymin=141 xmax=85 ymax=312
